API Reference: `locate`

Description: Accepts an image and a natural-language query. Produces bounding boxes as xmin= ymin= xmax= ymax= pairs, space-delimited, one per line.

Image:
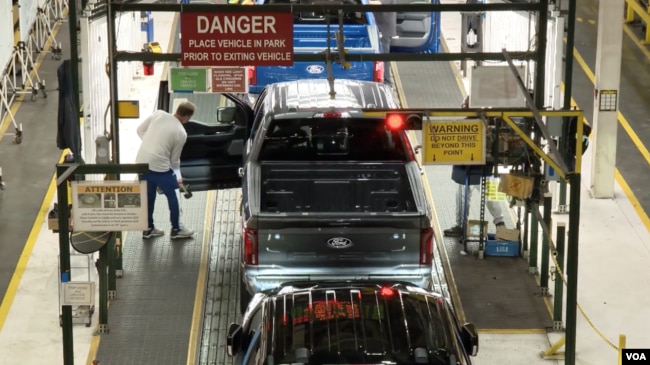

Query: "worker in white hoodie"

xmin=136 ymin=101 xmax=196 ymax=240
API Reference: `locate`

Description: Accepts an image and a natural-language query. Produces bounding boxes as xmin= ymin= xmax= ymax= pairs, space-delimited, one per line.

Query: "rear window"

xmin=263 ymin=288 xmax=455 ymax=365
xmin=264 ymin=0 xmax=368 ymax=25
xmin=259 ymin=118 xmax=412 ymax=161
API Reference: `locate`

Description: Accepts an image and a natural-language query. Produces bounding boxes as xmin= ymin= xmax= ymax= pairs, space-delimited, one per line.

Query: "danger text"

xmin=197 ymin=15 xmax=276 ymax=34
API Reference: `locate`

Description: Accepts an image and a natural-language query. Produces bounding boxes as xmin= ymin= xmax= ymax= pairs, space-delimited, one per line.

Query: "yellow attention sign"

xmin=422 ymin=119 xmax=486 ymax=165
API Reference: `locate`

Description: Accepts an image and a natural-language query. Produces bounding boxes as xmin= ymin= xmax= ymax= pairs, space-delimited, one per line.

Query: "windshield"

xmin=259 ymin=118 xmax=412 ymax=161
xmin=261 ymin=289 xmax=456 ymax=365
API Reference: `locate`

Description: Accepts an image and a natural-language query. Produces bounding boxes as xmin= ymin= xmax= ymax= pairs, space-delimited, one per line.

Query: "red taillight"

xmin=247 ymin=66 xmax=256 ymax=86
xmin=420 ymin=227 xmax=434 ymax=265
xmin=380 ymin=287 xmax=395 ymax=297
xmin=385 ymin=114 xmax=405 ymax=130
xmin=373 ymin=61 xmax=384 ymax=83
xmin=243 ymin=228 xmax=258 ymax=265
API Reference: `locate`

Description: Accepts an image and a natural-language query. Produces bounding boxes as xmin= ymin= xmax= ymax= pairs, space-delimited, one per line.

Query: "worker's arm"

xmin=170 ymin=133 xmax=187 ymax=183
xmin=136 ymin=111 xmax=157 ymax=139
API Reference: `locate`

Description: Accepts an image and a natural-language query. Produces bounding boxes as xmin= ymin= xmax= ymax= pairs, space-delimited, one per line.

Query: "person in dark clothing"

xmin=370 ymin=0 xmax=396 ymax=86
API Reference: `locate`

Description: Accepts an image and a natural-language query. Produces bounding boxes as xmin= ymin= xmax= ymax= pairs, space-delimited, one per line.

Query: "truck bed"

xmin=260 ymin=162 xmax=417 ymax=213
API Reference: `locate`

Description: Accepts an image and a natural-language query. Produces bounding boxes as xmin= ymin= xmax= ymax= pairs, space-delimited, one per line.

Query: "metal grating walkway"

xmin=94 ymin=191 xmax=214 ymax=364
xmin=200 ymin=189 xmax=243 ymax=365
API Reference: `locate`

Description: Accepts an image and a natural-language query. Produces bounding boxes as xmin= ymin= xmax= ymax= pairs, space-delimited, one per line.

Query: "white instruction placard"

xmin=71 ymin=181 xmax=147 ymax=231
xmin=61 ymin=282 xmax=95 ymax=306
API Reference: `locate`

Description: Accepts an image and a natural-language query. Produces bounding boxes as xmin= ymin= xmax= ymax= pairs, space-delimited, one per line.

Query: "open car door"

xmin=166 ymin=92 xmax=254 ymax=191
xmin=390 ymin=0 xmax=441 ymax=53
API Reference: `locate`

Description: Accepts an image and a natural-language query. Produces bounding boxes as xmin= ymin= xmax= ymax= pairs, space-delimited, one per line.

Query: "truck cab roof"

xmin=261 ymin=78 xmax=400 ymax=116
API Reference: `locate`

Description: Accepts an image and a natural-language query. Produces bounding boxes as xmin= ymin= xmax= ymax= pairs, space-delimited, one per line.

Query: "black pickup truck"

xmin=227 ymin=281 xmax=479 ymax=365
xmin=169 ymin=79 xmax=434 ymax=313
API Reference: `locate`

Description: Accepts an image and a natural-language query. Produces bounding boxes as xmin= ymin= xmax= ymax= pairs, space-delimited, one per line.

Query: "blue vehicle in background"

xmin=246 ymin=0 xmax=441 ymax=94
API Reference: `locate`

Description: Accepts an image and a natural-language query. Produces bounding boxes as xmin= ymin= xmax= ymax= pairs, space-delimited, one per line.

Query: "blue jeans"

xmin=141 ymin=169 xmax=180 ymax=230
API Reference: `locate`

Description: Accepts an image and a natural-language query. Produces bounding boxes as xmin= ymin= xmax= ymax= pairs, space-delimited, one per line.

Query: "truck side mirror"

xmin=460 ymin=322 xmax=479 ymax=356
xmin=226 ymin=323 xmax=243 ymax=356
xmin=217 ymin=107 xmax=237 ymax=124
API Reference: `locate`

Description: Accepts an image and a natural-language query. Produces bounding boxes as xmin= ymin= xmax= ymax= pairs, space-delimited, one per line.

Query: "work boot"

xmin=443 ymin=225 xmax=463 ymax=237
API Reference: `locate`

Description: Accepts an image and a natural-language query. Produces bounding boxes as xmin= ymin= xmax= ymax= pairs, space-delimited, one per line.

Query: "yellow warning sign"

xmin=422 ymin=119 xmax=486 ymax=165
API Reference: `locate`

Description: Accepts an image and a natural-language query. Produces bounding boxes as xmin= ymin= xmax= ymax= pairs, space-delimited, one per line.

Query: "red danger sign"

xmin=180 ymin=12 xmax=294 ymax=66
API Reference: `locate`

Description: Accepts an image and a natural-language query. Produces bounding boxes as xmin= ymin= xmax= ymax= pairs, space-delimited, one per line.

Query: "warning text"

xmin=422 ymin=120 xmax=486 ymax=165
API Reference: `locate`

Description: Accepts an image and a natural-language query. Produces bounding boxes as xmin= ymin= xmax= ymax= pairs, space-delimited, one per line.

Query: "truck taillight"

xmin=420 ymin=227 xmax=434 ymax=265
xmin=247 ymin=66 xmax=256 ymax=85
xmin=385 ymin=113 xmax=405 ymax=130
xmin=243 ymin=228 xmax=258 ymax=265
xmin=373 ymin=61 xmax=384 ymax=83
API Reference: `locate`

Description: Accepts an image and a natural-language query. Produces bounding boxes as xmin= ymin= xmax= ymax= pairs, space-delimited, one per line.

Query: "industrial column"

xmin=590 ymin=0 xmax=624 ymax=198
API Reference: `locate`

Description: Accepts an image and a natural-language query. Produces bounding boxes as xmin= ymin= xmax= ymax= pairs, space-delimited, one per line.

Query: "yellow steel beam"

xmin=501 ymin=114 xmax=566 ymax=180
xmin=363 ymin=109 xmax=584 ymax=118
xmin=618 ymin=334 xmax=627 ymax=365
xmin=541 ymin=335 xmax=566 ymax=360
xmin=362 ymin=109 xmax=585 ymax=182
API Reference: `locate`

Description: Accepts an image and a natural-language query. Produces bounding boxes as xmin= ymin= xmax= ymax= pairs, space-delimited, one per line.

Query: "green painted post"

xmin=107 ymin=1 xmax=120 ymax=164
xmin=56 ymin=1 xmax=81 ymax=358
xmin=565 ymin=173 xmax=581 ymax=365
xmin=115 ymin=231 xmax=124 ymax=277
xmin=522 ymin=207 xmax=529 ymax=254
xmin=563 ymin=2 xmax=579 ymax=361
xmin=98 ymin=244 xmax=109 ymax=333
xmin=540 ymin=195 xmax=552 ymax=291
xmin=559 ymin=0 xmax=578 ymax=213
xmin=534 ymin=0 xmax=548 ymax=112
xmin=56 ymin=165 xmax=74 ymax=365
xmin=106 ymin=0 xmax=122 ymax=297
xmin=67 ymin=0 xmax=80 ymax=128
xmin=107 ymin=235 xmax=116 ymax=298
xmin=525 ymin=0 xmax=548 ymax=277
xmin=529 ymin=212 xmax=539 ymax=273
xmin=558 ymin=176 xmax=568 ymax=210
xmin=553 ymin=222 xmax=566 ymax=325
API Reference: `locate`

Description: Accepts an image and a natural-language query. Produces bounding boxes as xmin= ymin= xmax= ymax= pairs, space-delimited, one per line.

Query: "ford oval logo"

xmin=306 ymin=65 xmax=325 ymax=74
xmin=326 ymin=237 xmax=353 ymax=249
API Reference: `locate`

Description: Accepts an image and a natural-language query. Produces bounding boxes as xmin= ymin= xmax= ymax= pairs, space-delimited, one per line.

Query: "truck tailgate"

xmin=259 ymin=162 xmax=418 ymax=213
xmin=256 ymin=223 xmax=424 ymax=269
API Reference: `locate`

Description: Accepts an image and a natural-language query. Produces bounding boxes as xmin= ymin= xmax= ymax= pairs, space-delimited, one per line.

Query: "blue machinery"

xmin=140 ymin=11 xmax=153 ymax=43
